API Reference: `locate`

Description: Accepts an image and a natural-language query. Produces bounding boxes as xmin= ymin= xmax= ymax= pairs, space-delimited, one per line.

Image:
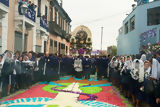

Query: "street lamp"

xmin=21 ymin=3 xmax=28 ymax=52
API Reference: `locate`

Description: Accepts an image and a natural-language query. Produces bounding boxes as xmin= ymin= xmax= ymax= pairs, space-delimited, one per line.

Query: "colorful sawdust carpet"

xmin=0 ymin=77 xmax=131 ymax=107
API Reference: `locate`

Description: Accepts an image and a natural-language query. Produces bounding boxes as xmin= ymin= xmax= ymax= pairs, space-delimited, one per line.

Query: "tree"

xmin=111 ymin=46 xmax=117 ymax=56
xmin=107 ymin=45 xmax=117 ymax=56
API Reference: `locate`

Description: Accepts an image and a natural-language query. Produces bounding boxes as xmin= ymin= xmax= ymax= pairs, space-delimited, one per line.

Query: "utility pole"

xmin=101 ymin=27 xmax=104 ymax=51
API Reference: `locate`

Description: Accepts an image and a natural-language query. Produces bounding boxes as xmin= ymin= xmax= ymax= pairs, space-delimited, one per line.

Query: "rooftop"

xmin=123 ymin=0 xmax=160 ymax=22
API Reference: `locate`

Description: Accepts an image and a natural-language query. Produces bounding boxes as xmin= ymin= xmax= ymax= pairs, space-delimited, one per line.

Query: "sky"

xmin=62 ymin=0 xmax=136 ymax=50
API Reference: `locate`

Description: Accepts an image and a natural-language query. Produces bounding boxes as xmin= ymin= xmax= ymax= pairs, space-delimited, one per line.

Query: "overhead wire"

xmin=72 ymin=9 xmax=132 ymax=25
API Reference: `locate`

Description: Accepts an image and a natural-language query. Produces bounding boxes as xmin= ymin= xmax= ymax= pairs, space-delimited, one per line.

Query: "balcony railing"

xmin=40 ymin=16 xmax=48 ymax=31
xmin=49 ymin=21 xmax=70 ymax=40
xmin=18 ymin=2 xmax=36 ymax=22
xmin=0 ymin=0 xmax=9 ymax=7
xmin=65 ymin=36 xmax=70 ymax=42
xmin=49 ymin=21 xmax=62 ymax=36
xmin=61 ymin=30 xmax=66 ymax=39
xmin=65 ymin=33 xmax=71 ymax=42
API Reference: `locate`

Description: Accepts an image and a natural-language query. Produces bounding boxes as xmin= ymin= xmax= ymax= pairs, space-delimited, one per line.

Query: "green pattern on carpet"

xmin=79 ymin=83 xmax=88 ymax=87
xmin=126 ymin=104 xmax=133 ymax=107
xmin=59 ymin=83 xmax=72 ymax=86
xmin=80 ymin=87 xmax=102 ymax=94
xmin=121 ymin=96 xmax=126 ymax=100
xmin=47 ymin=105 xmax=59 ymax=107
xmin=43 ymin=85 xmax=59 ymax=93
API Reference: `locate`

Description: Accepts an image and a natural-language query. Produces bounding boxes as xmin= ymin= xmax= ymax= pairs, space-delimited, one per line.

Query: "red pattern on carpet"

xmin=79 ymin=86 xmax=126 ymax=107
xmin=4 ymin=84 xmax=57 ymax=101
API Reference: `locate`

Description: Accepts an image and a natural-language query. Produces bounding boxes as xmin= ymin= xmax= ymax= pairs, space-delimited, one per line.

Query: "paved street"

xmin=0 ymin=77 xmax=132 ymax=107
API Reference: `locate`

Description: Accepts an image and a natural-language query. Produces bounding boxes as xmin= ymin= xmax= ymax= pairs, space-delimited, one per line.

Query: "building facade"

xmin=0 ymin=0 xmax=71 ymax=55
xmin=49 ymin=0 xmax=71 ymax=55
xmin=0 ymin=0 xmax=9 ymax=53
xmin=117 ymin=0 xmax=160 ymax=55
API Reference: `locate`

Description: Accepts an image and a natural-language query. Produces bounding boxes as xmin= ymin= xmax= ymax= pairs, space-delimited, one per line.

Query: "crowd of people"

xmin=0 ymin=50 xmax=109 ymax=99
xmin=0 ymin=49 xmax=160 ymax=107
xmin=108 ymin=51 xmax=160 ymax=107
xmin=19 ymin=0 xmax=37 ymax=11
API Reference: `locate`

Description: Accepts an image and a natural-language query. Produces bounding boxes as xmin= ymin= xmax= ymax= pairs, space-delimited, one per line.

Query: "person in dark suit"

xmin=155 ymin=85 xmax=160 ymax=106
xmin=90 ymin=56 xmax=96 ymax=76
xmin=83 ymin=56 xmax=92 ymax=79
xmin=33 ymin=55 xmax=41 ymax=83
xmin=41 ymin=52 xmax=53 ymax=83
xmin=21 ymin=55 xmax=32 ymax=88
xmin=0 ymin=55 xmax=3 ymax=98
xmin=15 ymin=56 xmax=23 ymax=89
xmin=102 ymin=56 xmax=109 ymax=79
xmin=154 ymin=51 xmax=160 ymax=107
xmin=52 ymin=54 xmax=59 ymax=81
xmin=67 ymin=55 xmax=75 ymax=76
xmin=38 ymin=54 xmax=45 ymax=82
xmin=96 ymin=56 xmax=109 ymax=80
xmin=59 ymin=55 xmax=65 ymax=76
xmin=96 ymin=56 xmax=102 ymax=80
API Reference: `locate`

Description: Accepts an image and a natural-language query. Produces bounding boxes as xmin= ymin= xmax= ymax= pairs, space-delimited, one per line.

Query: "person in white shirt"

xmin=121 ymin=56 xmax=133 ymax=98
xmin=130 ymin=55 xmax=145 ymax=107
xmin=74 ymin=56 xmax=83 ymax=79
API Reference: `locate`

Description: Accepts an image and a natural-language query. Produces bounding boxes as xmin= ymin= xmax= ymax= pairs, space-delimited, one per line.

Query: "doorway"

xmin=14 ymin=31 xmax=27 ymax=53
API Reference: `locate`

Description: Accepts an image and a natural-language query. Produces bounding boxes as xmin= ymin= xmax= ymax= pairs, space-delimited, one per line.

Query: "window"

xmin=50 ymin=7 xmax=53 ymax=21
xmin=44 ymin=41 xmax=47 ymax=53
xmin=54 ymin=41 xmax=57 ymax=47
xmin=130 ymin=15 xmax=135 ymax=31
xmin=61 ymin=18 xmax=63 ymax=29
xmin=59 ymin=16 xmax=61 ymax=27
xmin=53 ymin=41 xmax=57 ymax=53
xmin=66 ymin=46 xmax=68 ymax=54
xmin=45 ymin=5 xmax=48 ymax=21
xmin=37 ymin=0 xmax=41 ymax=17
xmin=0 ymin=37 xmax=2 ymax=53
xmin=147 ymin=6 xmax=160 ymax=26
xmin=55 ymin=10 xmax=57 ymax=23
xmin=36 ymin=45 xmax=41 ymax=53
xmin=61 ymin=44 xmax=65 ymax=49
xmin=66 ymin=22 xmax=68 ymax=33
xmin=125 ymin=22 xmax=129 ymax=34
xmin=58 ymin=15 xmax=60 ymax=25
xmin=50 ymin=39 xmax=53 ymax=46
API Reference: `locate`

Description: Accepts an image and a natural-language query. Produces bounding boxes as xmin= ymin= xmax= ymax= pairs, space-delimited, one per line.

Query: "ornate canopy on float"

xmin=70 ymin=25 xmax=92 ymax=55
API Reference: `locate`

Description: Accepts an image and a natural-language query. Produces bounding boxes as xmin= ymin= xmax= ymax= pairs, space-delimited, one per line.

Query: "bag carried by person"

xmin=144 ymin=79 xmax=157 ymax=95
